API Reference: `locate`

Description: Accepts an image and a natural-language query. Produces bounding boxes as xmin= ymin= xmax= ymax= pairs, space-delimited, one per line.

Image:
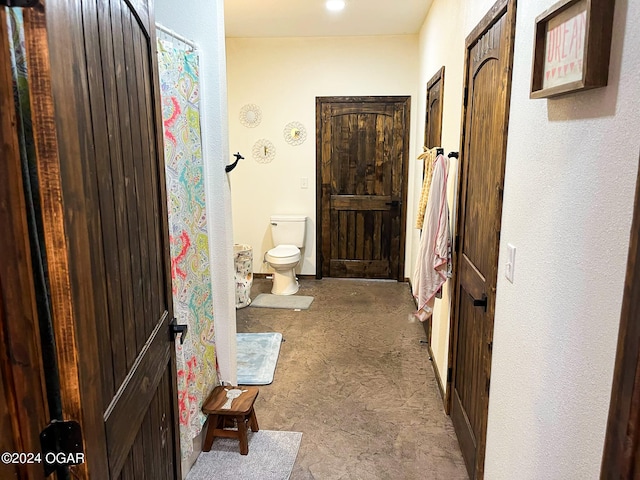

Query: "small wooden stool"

xmin=202 ymin=386 xmax=259 ymax=455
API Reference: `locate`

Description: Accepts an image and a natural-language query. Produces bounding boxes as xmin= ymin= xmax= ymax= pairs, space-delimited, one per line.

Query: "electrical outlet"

xmin=300 ymin=177 xmax=308 ymax=189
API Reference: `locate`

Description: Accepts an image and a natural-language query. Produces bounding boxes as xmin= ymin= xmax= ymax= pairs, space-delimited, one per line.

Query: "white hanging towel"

xmin=412 ymin=154 xmax=451 ymax=321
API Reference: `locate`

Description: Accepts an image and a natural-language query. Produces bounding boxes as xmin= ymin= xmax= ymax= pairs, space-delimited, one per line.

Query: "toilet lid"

xmin=267 ymin=245 xmax=300 ymax=258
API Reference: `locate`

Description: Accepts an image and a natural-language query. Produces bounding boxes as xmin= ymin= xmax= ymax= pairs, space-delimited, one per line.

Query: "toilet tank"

xmin=270 ymin=215 xmax=306 ymax=247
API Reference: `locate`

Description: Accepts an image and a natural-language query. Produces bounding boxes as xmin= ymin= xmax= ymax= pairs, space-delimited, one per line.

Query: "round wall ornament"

xmin=239 ymin=104 xmax=262 ymax=128
xmin=283 ymin=121 xmax=307 ymax=146
xmin=252 ymin=139 xmax=276 ymax=164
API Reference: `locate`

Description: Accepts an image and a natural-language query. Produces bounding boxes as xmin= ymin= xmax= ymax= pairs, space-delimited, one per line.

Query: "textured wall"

xmin=414 ymin=0 xmax=640 ymax=477
xmin=226 ymin=35 xmax=419 ymax=276
xmin=485 ymin=0 xmax=640 ymax=478
xmin=412 ymin=0 xmax=497 ymax=405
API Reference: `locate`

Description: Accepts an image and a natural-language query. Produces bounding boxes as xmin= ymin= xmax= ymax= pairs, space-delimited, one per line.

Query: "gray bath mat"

xmin=250 ymin=293 xmax=314 ymax=310
xmin=186 ymin=430 xmax=302 ymax=480
xmin=237 ymin=332 xmax=282 ymax=385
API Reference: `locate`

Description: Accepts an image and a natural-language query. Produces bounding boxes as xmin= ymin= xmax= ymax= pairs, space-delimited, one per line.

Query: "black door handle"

xmin=170 ymin=318 xmax=188 ymax=344
xmin=385 ymin=200 xmax=401 ymax=207
xmin=472 ymin=294 xmax=488 ymax=311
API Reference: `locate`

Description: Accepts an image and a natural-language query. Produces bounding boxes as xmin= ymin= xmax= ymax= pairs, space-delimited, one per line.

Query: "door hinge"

xmin=463 ymin=87 xmax=469 ymax=107
xmin=447 ymin=367 xmax=453 ymax=383
xmin=454 ymin=234 xmax=460 ymax=253
xmin=0 ymin=0 xmax=38 ymax=6
xmin=486 ymin=378 xmax=491 ymax=394
xmin=40 ymin=420 xmax=84 ymax=476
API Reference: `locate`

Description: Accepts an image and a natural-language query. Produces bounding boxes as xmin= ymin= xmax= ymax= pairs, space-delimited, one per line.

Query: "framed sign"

xmin=530 ymin=0 xmax=615 ymax=99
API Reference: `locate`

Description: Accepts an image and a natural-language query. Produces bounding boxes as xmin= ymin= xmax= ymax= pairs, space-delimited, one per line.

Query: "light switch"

xmin=505 ymin=243 xmax=516 ymax=283
xmin=300 ymin=177 xmax=308 ymax=189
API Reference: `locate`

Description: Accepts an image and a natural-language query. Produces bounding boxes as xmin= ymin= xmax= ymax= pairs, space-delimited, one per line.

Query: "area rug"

xmin=250 ymin=294 xmax=314 ymax=310
xmin=237 ymin=333 xmax=282 ymax=385
xmin=186 ymin=430 xmax=302 ymax=480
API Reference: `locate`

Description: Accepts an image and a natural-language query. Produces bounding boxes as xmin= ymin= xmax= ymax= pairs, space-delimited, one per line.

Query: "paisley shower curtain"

xmin=157 ymin=39 xmax=219 ymax=458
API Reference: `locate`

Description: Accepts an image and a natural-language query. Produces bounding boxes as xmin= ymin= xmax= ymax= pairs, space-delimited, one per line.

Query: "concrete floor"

xmin=236 ymin=278 xmax=468 ymax=480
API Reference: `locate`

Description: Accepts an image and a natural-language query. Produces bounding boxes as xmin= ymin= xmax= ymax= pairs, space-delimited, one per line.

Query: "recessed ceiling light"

xmin=326 ymin=0 xmax=346 ymax=12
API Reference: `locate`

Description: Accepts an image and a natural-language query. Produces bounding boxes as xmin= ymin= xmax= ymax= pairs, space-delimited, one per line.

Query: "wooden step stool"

xmin=202 ymin=386 xmax=259 ymax=455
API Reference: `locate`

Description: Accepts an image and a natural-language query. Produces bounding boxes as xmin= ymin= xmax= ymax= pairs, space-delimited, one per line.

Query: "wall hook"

xmin=226 ymin=152 xmax=244 ymax=173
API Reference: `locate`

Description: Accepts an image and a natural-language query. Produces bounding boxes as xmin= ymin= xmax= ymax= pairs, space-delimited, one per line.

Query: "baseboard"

xmin=182 ymin=427 xmax=206 ymax=479
xmin=252 ymin=273 xmax=316 ymax=280
xmin=427 ymin=342 xmax=446 ymax=406
xmin=411 ymin=278 xmax=446 ymax=407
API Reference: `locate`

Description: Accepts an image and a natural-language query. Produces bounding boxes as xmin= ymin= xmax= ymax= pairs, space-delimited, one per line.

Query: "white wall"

xmin=154 ymin=0 xmax=237 ymax=474
xmin=226 ymin=36 xmax=419 ymax=276
xmin=412 ymin=0 xmax=501 ymax=404
xmin=485 ymin=0 xmax=639 ymax=478
xmin=413 ymin=0 xmax=464 ymax=395
xmin=414 ymin=0 xmax=640 ymax=478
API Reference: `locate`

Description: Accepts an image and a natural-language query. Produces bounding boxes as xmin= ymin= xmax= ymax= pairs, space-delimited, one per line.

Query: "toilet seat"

xmin=265 ymin=245 xmax=300 ymax=264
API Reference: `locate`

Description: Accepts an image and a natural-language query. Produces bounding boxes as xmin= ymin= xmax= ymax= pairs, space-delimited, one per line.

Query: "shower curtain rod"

xmin=155 ymin=22 xmax=198 ymax=49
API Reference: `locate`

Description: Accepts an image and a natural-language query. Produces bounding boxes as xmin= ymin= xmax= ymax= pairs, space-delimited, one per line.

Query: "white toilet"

xmin=265 ymin=215 xmax=306 ymax=295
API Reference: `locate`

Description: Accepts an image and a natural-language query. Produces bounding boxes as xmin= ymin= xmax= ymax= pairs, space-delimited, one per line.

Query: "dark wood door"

xmin=21 ymin=0 xmax=180 ymax=478
xmin=317 ymin=96 xmax=410 ymax=280
xmin=424 ymin=67 xmax=445 ymax=150
xmin=449 ymin=1 xmax=516 ymax=479
xmin=421 ymin=67 xmax=445 ymax=343
xmin=0 ymin=9 xmax=49 ymax=479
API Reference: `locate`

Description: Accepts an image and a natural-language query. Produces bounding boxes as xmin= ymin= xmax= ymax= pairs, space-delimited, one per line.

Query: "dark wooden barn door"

xmin=0 ymin=9 xmax=50 ymax=479
xmin=421 ymin=68 xmax=445 ymax=343
xmin=20 ymin=0 xmax=180 ymax=478
xmin=424 ymin=67 xmax=445 ymax=150
xmin=317 ymin=96 xmax=410 ymax=281
xmin=449 ymin=1 xmax=516 ymax=479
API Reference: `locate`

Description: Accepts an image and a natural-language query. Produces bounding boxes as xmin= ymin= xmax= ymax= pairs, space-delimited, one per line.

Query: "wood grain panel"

xmin=134 ymin=25 xmax=161 ymax=325
xmin=23 ymin=3 xmax=98 ymax=477
xmin=105 ymin=312 xmax=171 ymax=476
xmin=424 ymin=67 xmax=445 ymax=149
xmin=0 ymin=11 xmax=49 ymax=478
xmin=111 ymin=0 xmax=143 ymax=376
xmin=329 ymin=260 xmax=390 ymax=278
xmin=331 ymin=195 xmax=393 ymax=210
xmin=84 ymin=0 xmax=121 ymax=405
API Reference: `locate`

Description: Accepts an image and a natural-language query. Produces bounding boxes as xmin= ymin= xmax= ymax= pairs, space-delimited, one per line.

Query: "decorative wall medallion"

xmin=252 ymin=139 xmax=276 ymax=164
xmin=239 ymin=104 xmax=262 ymax=128
xmin=283 ymin=121 xmax=307 ymax=146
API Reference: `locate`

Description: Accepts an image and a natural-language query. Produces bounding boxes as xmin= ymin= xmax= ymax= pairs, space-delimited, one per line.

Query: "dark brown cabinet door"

xmin=317 ymin=96 xmax=410 ymax=280
xmin=450 ymin=1 xmax=516 ymax=479
xmin=22 ymin=0 xmax=180 ymax=477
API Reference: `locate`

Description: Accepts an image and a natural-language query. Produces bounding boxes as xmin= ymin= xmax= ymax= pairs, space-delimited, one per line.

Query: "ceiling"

xmin=223 ymin=0 xmax=433 ymax=38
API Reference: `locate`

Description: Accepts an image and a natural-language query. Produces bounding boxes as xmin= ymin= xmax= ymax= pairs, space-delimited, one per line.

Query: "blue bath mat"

xmin=237 ymin=333 xmax=283 ymax=385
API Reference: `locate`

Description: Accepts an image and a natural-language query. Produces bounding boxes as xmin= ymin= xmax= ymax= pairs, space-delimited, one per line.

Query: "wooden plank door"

xmin=421 ymin=67 xmax=445 ymax=343
xmin=0 ymin=8 xmax=49 ymax=479
xmin=22 ymin=0 xmax=180 ymax=477
xmin=424 ymin=67 xmax=445 ymax=150
xmin=317 ymin=96 xmax=410 ymax=281
xmin=449 ymin=1 xmax=516 ymax=479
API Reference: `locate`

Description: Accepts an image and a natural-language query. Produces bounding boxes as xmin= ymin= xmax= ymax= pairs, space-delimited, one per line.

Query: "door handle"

xmin=472 ymin=294 xmax=488 ymax=311
xmin=170 ymin=318 xmax=188 ymax=344
xmin=385 ymin=200 xmax=401 ymax=208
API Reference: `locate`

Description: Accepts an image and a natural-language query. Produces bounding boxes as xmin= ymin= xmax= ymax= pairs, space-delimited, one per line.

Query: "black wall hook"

xmin=225 ymin=152 xmax=244 ymax=173
xmin=448 ymin=151 xmax=459 ymax=159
